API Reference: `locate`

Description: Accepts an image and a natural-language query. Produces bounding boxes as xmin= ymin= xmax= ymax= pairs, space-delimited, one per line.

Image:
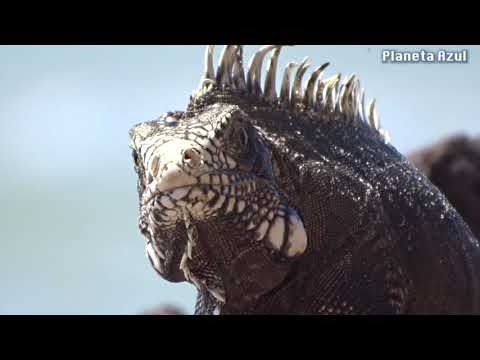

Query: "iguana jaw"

xmin=139 ymin=169 xmax=308 ymax=305
xmin=137 ymin=170 xmax=258 ymax=286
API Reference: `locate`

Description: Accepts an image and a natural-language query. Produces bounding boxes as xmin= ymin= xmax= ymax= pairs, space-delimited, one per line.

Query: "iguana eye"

xmin=225 ymin=122 xmax=249 ymax=152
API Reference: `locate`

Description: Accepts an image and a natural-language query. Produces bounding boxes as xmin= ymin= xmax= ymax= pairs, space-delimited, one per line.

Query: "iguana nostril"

xmin=182 ymin=148 xmax=201 ymax=167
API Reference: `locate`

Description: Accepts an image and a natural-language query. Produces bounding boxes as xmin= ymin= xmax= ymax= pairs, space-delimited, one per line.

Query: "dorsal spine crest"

xmin=194 ymin=45 xmax=390 ymax=144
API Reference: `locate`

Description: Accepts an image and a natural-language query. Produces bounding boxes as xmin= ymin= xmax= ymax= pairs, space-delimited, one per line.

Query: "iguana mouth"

xmin=142 ymin=189 xmax=228 ymax=301
xmin=138 ymin=171 xmax=258 ymax=285
xmin=140 ymin=171 xmax=258 ymax=219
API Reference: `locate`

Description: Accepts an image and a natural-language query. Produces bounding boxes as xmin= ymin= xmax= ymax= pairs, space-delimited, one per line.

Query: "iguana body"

xmin=129 ymin=45 xmax=480 ymax=314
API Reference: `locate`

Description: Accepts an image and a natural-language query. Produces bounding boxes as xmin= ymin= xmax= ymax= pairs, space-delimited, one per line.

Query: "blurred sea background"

xmin=0 ymin=45 xmax=479 ymax=314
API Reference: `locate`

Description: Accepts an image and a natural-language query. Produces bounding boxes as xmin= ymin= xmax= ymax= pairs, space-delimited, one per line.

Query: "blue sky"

xmin=0 ymin=45 xmax=478 ymax=314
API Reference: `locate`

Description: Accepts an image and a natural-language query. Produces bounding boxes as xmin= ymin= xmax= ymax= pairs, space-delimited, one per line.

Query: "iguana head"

xmin=129 ymin=45 xmax=389 ymax=307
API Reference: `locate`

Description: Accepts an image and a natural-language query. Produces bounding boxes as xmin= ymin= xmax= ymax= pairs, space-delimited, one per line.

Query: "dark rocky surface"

xmin=408 ymin=134 xmax=480 ymax=239
xmin=140 ymin=304 xmax=186 ymax=315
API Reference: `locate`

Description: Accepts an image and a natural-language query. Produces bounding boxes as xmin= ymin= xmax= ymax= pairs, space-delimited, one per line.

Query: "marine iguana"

xmin=129 ymin=45 xmax=480 ymax=314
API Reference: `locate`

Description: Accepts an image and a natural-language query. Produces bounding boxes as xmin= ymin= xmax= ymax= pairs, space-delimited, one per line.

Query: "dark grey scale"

xmin=152 ymin=208 xmax=167 ymax=224
xmin=217 ymin=195 xmax=233 ymax=216
xmin=217 ymin=173 xmax=225 ymax=186
xmin=240 ymin=209 xmax=253 ymax=222
xmin=206 ymin=191 xmax=222 ymax=209
xmin=199 ymin=184 xmax=211 ymax=197
xmin=211 ymin=157 xmax=222 ymax=169
xmin=258 ymin=198 xmax=270 ymax=207
xmin=194 ymin=287 xmax=219 ymax=315
xmin=234 ymin=183 xmax=244 ymax=197
xmin=158 ymin=211 xmax=173 ymax=223
xmin=206 ymin=174 xmax=214 ymax=185
xmin=256 ymin=191 xmax=268 ymax=201
xmin=237 ymin=172 xmax=248 ymax=181
xmin=229 ymin=212 xmax=244 ymax=226
xmin=307 ymin=256 xmax=353 ymax=313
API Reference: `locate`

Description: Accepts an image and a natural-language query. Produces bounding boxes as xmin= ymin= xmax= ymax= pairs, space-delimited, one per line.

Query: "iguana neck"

xmin=191 ymin=211 xmax=295 ymax=312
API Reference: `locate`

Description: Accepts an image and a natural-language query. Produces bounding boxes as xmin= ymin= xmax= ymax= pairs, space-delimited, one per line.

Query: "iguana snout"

xmin=141 ymin=139 xmax=205 ymax=202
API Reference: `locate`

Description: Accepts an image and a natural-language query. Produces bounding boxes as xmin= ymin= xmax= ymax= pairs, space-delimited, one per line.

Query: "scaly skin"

xmin=129 ymin=45 xmax=480 ymax=314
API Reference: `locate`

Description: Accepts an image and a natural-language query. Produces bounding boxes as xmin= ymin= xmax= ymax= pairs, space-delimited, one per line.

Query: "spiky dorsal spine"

xmin=194 ymin=45 xmax=390 ymax=144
